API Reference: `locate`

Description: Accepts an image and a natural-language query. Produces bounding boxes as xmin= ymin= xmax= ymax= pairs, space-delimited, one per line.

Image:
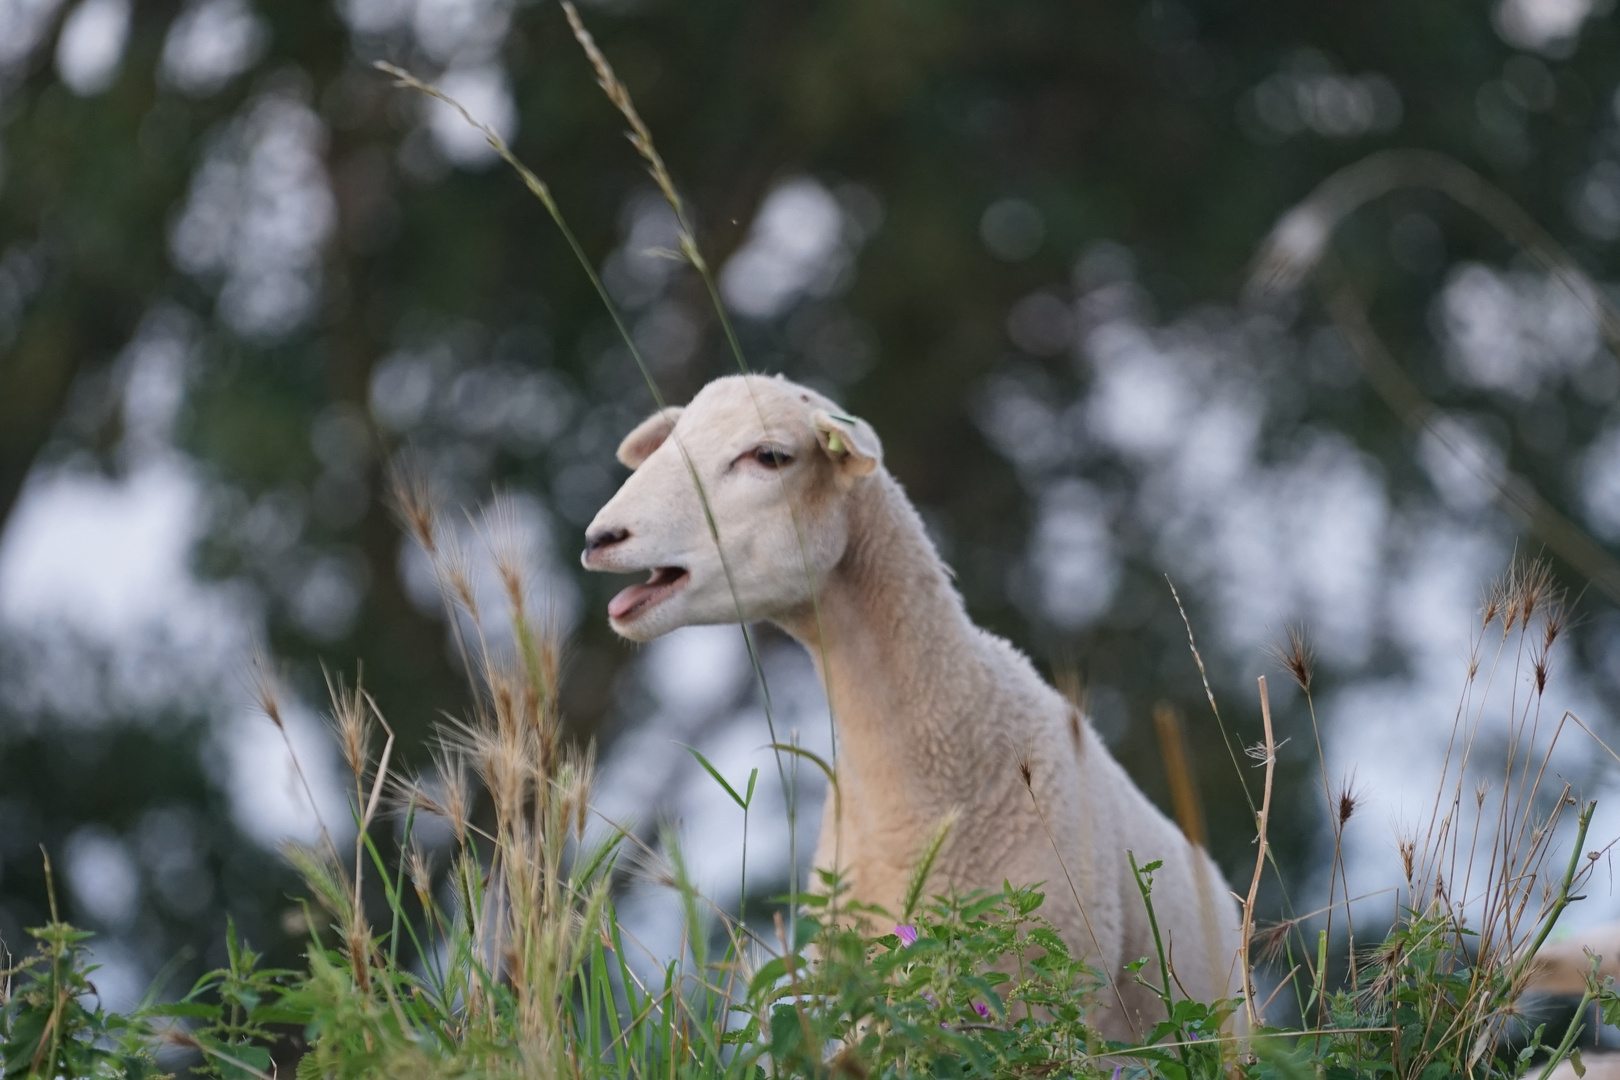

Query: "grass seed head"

xmin=251 ymin=653 xmax=285 ymax=731
xmin=407 ymin=842 xmax=433 ymax=902
xmin=1334 ymin=775 xmax=1361 ymax=827
xmin=1515 ymin=559 xmax=1552 ymax=623
xmin=325 ymin=668 xmax=372 ymax=780
xmin=389 ymin=462 xmax=439 ymax=557
xmin=484 ymin=495 xmax=532 ymax=619
xmin=1253 ymin=918 xmax=1296 ymax=965
xmin=1481 ymin=580 xmax=1504 ymax=630
xmin=1269 ymin=625 xmax=1315 ymax=693
xmin=347 ymin=921 xmax=374 ymax=994
xmin=446 ymin=557 xmax=479 ymax=621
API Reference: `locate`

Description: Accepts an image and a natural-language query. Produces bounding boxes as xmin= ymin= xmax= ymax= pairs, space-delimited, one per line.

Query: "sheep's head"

xmin=581 ymin=374 xmax=882 ymax=641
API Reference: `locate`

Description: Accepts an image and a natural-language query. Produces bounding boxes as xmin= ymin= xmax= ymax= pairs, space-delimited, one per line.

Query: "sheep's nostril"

xmin=585 ymin=526 xmax=630 ymax=554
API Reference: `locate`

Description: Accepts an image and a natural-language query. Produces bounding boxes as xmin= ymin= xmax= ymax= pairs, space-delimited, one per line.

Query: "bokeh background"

xmin=3 ymin=0 xmax=1620 ymax=1011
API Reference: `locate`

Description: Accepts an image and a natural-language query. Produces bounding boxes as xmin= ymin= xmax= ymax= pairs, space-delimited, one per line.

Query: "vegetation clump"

xmin=2 ymin=522 xmax=1614 ymax=1079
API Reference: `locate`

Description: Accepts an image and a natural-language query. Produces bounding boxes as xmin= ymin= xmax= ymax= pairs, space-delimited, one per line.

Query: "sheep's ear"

xmin=616 ymin=407 xmax=684 ymax=469
xmin=811 ymin=409 xmax=882 ymax=479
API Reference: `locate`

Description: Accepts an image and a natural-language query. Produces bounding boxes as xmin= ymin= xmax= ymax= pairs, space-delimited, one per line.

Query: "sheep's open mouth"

xmin=607 ymin=566 xmax=689 ymax=622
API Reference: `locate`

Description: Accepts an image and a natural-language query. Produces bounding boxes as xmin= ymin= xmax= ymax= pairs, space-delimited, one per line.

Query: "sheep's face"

xmin=581 ymin=375 xmax=882 ymax=642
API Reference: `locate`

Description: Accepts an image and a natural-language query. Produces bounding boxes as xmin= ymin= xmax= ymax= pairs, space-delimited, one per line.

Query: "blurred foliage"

xmin=3 ymin=0 xmax=1620 ymax=1017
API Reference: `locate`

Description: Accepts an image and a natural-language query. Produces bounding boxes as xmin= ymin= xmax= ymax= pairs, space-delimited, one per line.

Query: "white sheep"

xmin=1525 ymin=922 xmax=1620 ymax=1077
xmin=581 ymin=373 xmax=1243 ymax=1040
xmin=1525 ymin=922 xmax=1620 ymax=996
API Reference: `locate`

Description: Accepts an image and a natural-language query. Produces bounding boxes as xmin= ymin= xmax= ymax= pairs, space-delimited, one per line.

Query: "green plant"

xmin=0 ymin=859 xmax=156 ymax=1080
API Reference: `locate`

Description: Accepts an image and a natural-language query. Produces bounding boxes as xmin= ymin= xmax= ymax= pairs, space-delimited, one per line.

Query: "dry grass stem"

xmin=1153 ymin=702 xmax=1207 ymax=848
xmin=1240 ymin=675 xmax=1276 ymax=1030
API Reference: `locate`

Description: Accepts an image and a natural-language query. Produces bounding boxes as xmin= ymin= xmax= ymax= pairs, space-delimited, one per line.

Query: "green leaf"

xmin=217 ymin=1043 xmax=274 ymax=1080
xmin=768 ymin=1004 xmax=805 ymax=1062
xmin=748 ymin=956 xmax=793 ymax=998
xmin=684 ymin=746 xmax=748 ymax=808
xmin=1026 ymin=927 xmax=1070 ymax=959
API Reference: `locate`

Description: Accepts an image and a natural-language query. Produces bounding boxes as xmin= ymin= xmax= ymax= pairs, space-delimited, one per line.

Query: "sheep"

xmin=1525 ymin=922 xmax=1620 ymax=996
xmin=581 ymin=373 xmax=1243 ymax=1040
xmin=1524 ymin=924 xmax=1620 ymax=1077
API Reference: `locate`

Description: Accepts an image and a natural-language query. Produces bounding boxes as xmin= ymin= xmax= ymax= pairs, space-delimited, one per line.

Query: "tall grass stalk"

xmin=377 ymin=30 xmax=844 ymax=937
xmin=556 ymin=0 xmax=849 ymax=919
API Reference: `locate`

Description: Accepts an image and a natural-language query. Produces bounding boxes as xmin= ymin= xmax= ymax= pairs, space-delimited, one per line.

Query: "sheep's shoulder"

xmin=970 ymin=628 xmax=1079 ymax=733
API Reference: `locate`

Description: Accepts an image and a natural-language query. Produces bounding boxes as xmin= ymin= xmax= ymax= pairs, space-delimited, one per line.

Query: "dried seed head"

xmin=420 ymin=745 xmax=472 ymax=845
xmin=325 ymin=668 xmax=372 ymax=780
xmin=446 ymin=558 xmax=478 ymax=622
xmin=482 ymin=495 xmax=531 ymax=618
xmin=628 ymin=844 xmax=678 ymax=891
xmin=561 ymin=1 xmax=694 ymax=247
xmin=1269 ymin=626 xmax=1315 ymax=693
xmin=1518 ymin=561 xmax=1550 ymax=623
xmin=1336 ymin=777 xmax=1360 ymax=827
xmin=390 ymin=775 xmax=434 ymax=817
xmin=390 ymin=462 xmax=439 ymax=557
xmin=407 ymin=843 xmax=433 ymax=900
xmin=347 ymin=920 xmax=373 ymax=994
xmin=251 ymin=653 xmax=285 ymax=731
xmin=1017 ymin=757 xmax=1034 ymax=788
xmin=1500 ymin=557 xmax=1560 ymax=636
xmin=570 ymin=751 xmax=595 ymax=840
xmin=1255 ymin=918 xmax=1299 ymax=965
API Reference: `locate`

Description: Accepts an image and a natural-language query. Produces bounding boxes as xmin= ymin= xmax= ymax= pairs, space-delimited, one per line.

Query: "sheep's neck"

xmin=776 ymin=473 xmax=993 ymax=796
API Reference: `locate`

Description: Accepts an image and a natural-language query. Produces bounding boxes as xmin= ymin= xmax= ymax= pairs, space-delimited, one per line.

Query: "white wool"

xmin=583 ymin=374 xmax=1243 ymax=1039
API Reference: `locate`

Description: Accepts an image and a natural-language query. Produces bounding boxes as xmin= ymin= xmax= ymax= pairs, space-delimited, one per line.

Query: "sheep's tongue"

xmin=608 ymin=568 xmax=681 ymax=620
xmin=607 ymin=584 xmax=654 ymax=620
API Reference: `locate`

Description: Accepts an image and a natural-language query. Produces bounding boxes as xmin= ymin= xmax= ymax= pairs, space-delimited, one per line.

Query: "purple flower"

xmin=974 ymin=1001 xmax=991 ymax=1019
xmin=921 ymin=990 xmax=938 ymax=1007
xmin=1112 ymin=1067 xmax=1123 ymax=1080
xmin=895 ymin=924 xmax=919 ymax=946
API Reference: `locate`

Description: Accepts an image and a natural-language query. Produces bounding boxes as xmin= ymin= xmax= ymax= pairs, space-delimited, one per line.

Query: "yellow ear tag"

xmin=826 ymin=431 xmax=846 ymax=454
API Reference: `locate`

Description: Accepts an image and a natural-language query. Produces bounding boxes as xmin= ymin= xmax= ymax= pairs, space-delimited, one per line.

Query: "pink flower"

xmin=973 ymin=1001 xmax=990 ymax=1019
xmin=895 ymin=924 xmax=919 ymax=946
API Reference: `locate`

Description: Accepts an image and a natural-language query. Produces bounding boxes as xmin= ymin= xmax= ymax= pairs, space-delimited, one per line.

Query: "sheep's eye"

xmin=753 ymin=447 xmax=792 ymax=469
